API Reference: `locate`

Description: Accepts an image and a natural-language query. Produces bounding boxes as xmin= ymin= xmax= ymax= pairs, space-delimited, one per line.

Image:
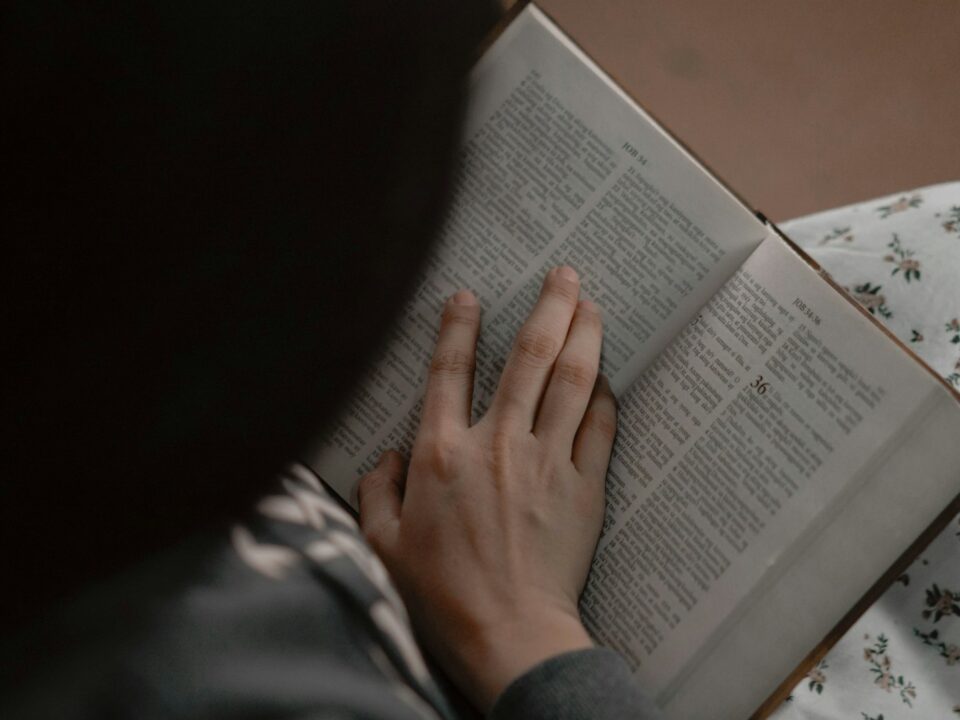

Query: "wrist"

xmin=454 ymin=603 xmax=593 ymax=712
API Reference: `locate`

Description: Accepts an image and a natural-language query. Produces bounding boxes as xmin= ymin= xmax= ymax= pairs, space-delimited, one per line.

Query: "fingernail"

xmin=557 ymin=266 xmax=578 ymax=282
xmin=579 ymin=298 xmax=598 ymax=313
xmin=450 ymin=290 xmax=477 ymax=306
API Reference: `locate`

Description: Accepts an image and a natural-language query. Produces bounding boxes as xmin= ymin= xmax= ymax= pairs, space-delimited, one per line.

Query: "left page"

xmin=306 ymin=5 xmax=768 ymax=504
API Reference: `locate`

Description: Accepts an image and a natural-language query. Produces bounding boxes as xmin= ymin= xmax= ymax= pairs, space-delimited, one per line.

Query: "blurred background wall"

xmin=518 ymin=0 xmax=960 ymax=220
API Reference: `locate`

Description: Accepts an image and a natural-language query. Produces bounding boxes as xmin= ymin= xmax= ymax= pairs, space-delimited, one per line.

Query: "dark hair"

xmin=1 ymin=0 xmax=497 ymax=626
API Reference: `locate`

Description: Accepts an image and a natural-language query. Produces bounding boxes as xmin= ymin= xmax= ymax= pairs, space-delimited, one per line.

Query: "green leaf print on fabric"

xmin=818 ymin=226 xmax=854 ymax=245
xmin=913 ymin=628 xmax=960 ymax=666
xmin=863 ymin=634 xmax=917 ymax=707
xmin=940 ymin=206 xmax=960 ymax=236
xmin=806 ymin=660 xmax=828 ymax=694
xmin=947 ymin=319 xmax=960 ymax=344
xmin=885 ymin=234 xmax=921 ymax=282
xmin=848 ymin=283 xmax=894 ymax=319
xmin=922 ymin=583 xmax=960 ymax=622
xmin=877 ymin=193 xmax=923 ymax=219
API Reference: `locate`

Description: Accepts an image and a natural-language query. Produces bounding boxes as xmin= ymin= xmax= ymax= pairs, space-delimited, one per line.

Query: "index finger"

xmin=421 ymin=290 xmax=481 ymax=430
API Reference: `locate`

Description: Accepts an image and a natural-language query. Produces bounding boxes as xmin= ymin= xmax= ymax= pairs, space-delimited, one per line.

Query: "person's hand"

xmin=357 ymin=267 xmax=617 ymax=712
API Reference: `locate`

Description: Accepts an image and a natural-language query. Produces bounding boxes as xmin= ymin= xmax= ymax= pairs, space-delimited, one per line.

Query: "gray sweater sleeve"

xmin=490 ymin=648 xmax=663 ymax=720
xmin=1 ymin=464 xmax=456 ymax=720
xmin=3 ymin=462 xmax=660 ymax=720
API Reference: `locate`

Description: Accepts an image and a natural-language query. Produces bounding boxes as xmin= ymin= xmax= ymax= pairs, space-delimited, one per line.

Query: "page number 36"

xmin=750 ymin=375 xmax=770 ymax=395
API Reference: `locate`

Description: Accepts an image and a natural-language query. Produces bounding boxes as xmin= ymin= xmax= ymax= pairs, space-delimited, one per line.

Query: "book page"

xmin=580 ymin=233 xmax=960 ymax=718
xmin=306 ymin=5 xmax=767 ymax=503
xmin=668 ymin=388 xmax=960 ymax=720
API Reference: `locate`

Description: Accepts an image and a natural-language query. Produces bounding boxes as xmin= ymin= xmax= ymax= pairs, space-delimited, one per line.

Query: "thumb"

xmin=358 ymin=450 xmax=405 ymax=552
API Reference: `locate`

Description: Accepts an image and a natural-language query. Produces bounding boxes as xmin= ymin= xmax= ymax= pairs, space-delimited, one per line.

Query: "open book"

xmin=307 ymin=5 xmax=960 ymax=718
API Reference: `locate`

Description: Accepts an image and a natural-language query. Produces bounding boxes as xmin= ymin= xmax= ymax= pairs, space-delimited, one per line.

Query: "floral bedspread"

xmin=770 ymin=182 xmax=960 ymax=720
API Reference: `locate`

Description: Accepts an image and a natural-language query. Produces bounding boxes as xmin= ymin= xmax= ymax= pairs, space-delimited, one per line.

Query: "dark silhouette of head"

xmin=1 ymin=0 xmax=497 ymax=626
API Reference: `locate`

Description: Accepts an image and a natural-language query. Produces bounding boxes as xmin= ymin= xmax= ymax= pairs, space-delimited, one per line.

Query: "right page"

xmin=580 ymin=233 xmax=960 ymax=719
